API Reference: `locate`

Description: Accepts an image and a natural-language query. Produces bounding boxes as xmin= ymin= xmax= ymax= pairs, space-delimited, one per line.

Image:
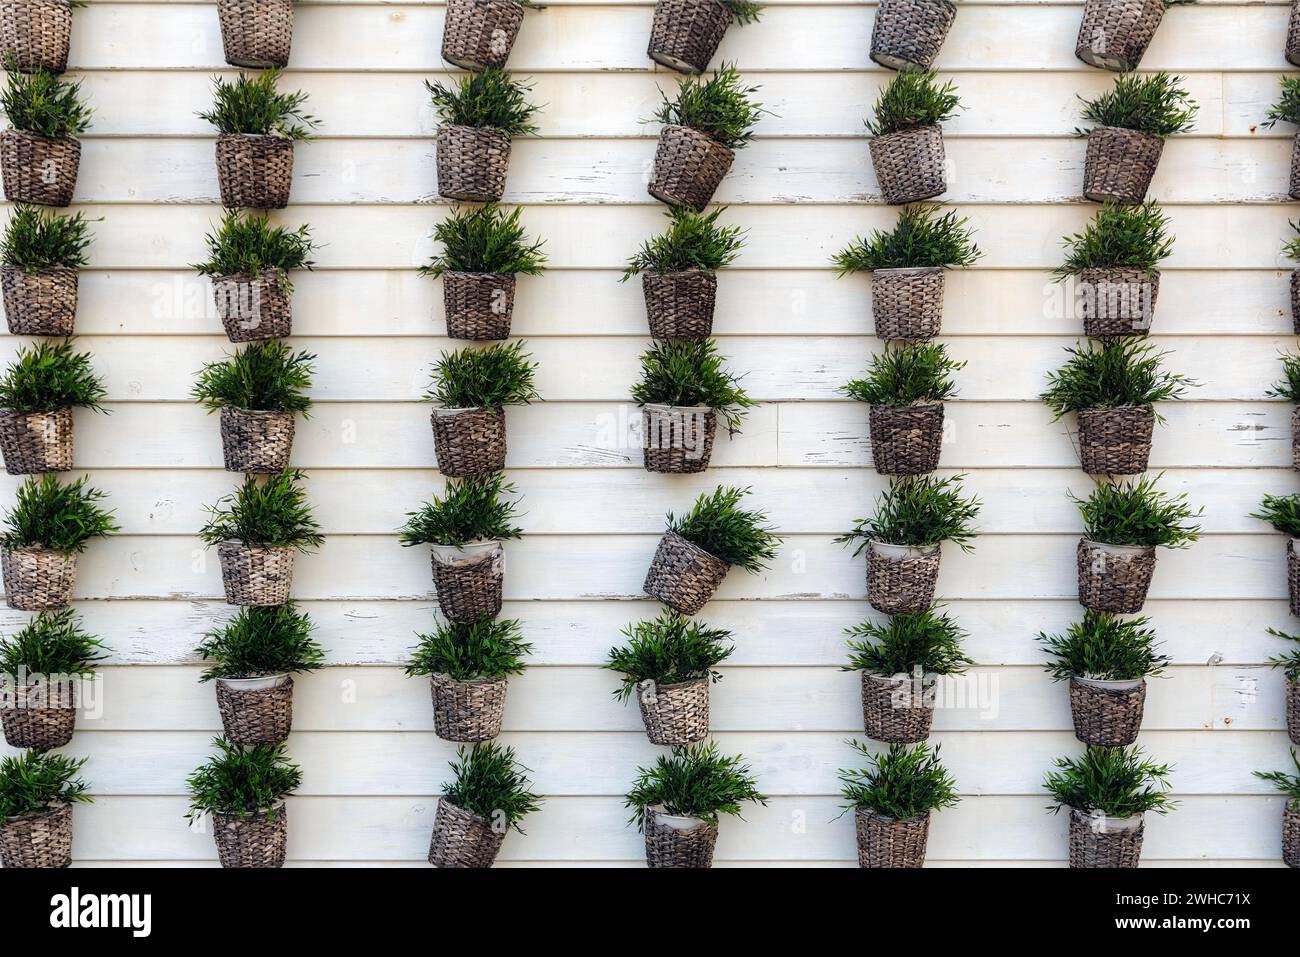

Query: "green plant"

xmin=1 ymin=205 xmax=94 ymax=272
xmin=1076 ymin=73 xmax=1197 ymax=137
xmin=1040 ymin=339 xmax=1193 ymax=420
xmin=1055 ymin=201 xmax=1173 ymax=277
xmin=605 ymin=609 xmax=733 ymax=700
xmin=194 ymin=603 xmax=324 ymax=682
xmin=843 ymin=608 xmax=971 ymax=676
xmin=0 ymin=66 xmax=92 ymax=138
xmin=405 ymin=614 xmax=531 ymax=681
xmin=185 ymin=737 xmax=302 ymax=822
xmin=398 ymin=473 xmax=523 ymax=547
xmin=198 ymin=469 xmax=324 ymax=551
xmin=865 ymin=70 xmax=960 ymax=137
xmin=191 ymin=340 xmax=315 ymax=415
xmin=197 ymin=69 xmax=318 ymax=139
xmin=0 ymin=750 xmax=90 ymax=818
xmin=1264 ymin=628 xmax=1300 ymax=681
xmin=1263 ymin=76 xmax=1300 ymax=129
xmin=665 ymin=485 xmax=781 ymax=572
xmin=191 ymin=211 xmax=316 ymax=291
xmin=0 ymin=608 xmax=106 ymax=677
xmin=838 ymin=741 xmax=959 ymax=820
xmin=651 ymin=64 xmax=766 ymax=151
xmin=1251 ymin=493 xmax=1300 ymax=538
xmin=420 ymin=204 xmax=546 ymax=278
xmin=722 ymin=0 xmax=763 ymax=24
xmin=1072 ymin=476 xmax=1201 ymax=548
xmin=1254 ymin=750 xmax=1300 ymax=808
xmin=1 ymin=475 xmax=117 ymax=554
xmin=1283 ymin=222 xmax=1300 ymax=264
xmin=441 ymin=742 xmax=542 ymax=832
xmin=1266 ymin=351 xmax=1300 ymax=403
xmin=630 ymin=338 xmax=756 ymax=432
xmin=1038 ymin=611 xmax=1170 ymax=682
xmin=0 ymin=338 xmax=105 ymax=414
xmin=426 ymin=67 xmax=540 ymax=137
xmin=835 ymin=474 xmax=981 ymax=555
xmin=833 ymin=204 xmax=981 ymax=273
xmin=1044 ymin=745 xmax=1177 ymax=817
xmin=626 ymin=741 xmax=767 ymax=829
xmin=622 ymin=206 xmax=746 ymax=278
xmin=840 ymin=342 xmax=964 ymax=407
xmin=426 ymin=340 xmax=539 ymax=409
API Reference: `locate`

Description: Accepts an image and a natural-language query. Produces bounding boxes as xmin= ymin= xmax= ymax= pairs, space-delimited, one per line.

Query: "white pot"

xmin=649 ymin=806 xmax=707 ymax=830
xmin=430 ymin=540 xmax=503 ymax=567
xmin=216 ymin=673 xmax=290 ymax=692
xmin=1080 ymin=539 xmax=1152 ymax=557
xmin=1075 ymin=675 xmax=1144 ymax=691
xmin=642 ymin=403 xmax=713 ymax=416
xmin=1088 ymin=812 xmax=1144 ymax=832
xmin=869 ymin=541 xmax=941 ymax=560
xmin=432 ymin=405 xmax=492 ymax=419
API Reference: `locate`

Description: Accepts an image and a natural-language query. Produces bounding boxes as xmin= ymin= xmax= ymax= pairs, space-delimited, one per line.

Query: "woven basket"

xmin=441 ymin=0 xmax=525 ymax=71
xmin=636 ymin=677 xmax=710 ymax=745
xmin=643 ymin=530 xmax=730 ymax=615
xmin=442 ymin=272 xmax=515 ymax=340
xmin=643 ymin=270 xmax=716 ymax=339
xmin=215 ymin=133 xmax=294 ymax=210
xmin=217 ymin=0 xmax=293 ymax=68
xmin=866 ymin=540 xmax=940 ymax=615
xmin=1292 ymin=270 xmax=1300 ymax=336
xmin=0 ymin=803 xmax=72 ymax=868
xmin=431 ymin=406 xmax=507 ymax=477
xmin=0 ymin=0 xmax=71 ymax=73
xmin=1 ymin=680 xmax=76 ymax=749
xmin=870 ymin=0 xmax=957 ymax=71
xmin=437 ymin=125 xmax=511 ymax=203
xmin=430 ymin=540 xmax=504 ymax=624
xmin=1292 ymin=407 xmax=1300 ymax=473
xmin=0 ymin=406 xmax=73 ymax=474
xmin=870 ymin=125 xmax=945 ymax=205
xmin=1 ymin=264 xmax=77 ymax=335
xmin=2 ymin=547 xmax=76 ymax=610
xmin=1077 ymin=538 xmax=1156 ymax=614
xmin=1284 ymin=805 xmax=1299 ymax=869
xmin=0 ymin=129 xmax=79 ymax=206
xmin=428 ymin=798 xmax=505 ymax=867
xmin=1289 ymin=539 xmax=1300 ymax=618
xmin=430 ymin=672 xmax=508 ymax=742
xmin=642 ymin=405 xmax=716 ymax=474
xmin=1068 ymin=808 xmax=1144 ymax=868
xmin=215 ymin=676 xmax=294 ymax=745
xmin=1078 ymin=267 xmax=1159 ymax=337
xmin=872 ymin=267 xmax=944 ymax=341
xmin=854 ymin=808 xmax=930 ymax=868
xmin=1075 ymin=0 xmax=1165 ymax=72
xmin=644 ymin=808 xmax=718 ymax=868
xmin=219 ymin=408 xmax=295 ymax=474
xmin=1083 ymin=127 xmax=1163 ymax=205
xmin=1287 ymin=677 xmax=1299 ymax=746
xmin=212 ymin=271 xmax=291 ymax=341
xmin=1068 ymin=677 xmax=1145 ymax=746
xmin=1076 ymin=406 xmax=1153 ymax=476
xmin=648 ymin=124 xmax=735 ymax=212
xmin=1290 ymin=0 xmax=1300 ymax=67
xmin=869 ymin=402 xmax=944 ymax=475
xmin=217 ymin=543 xmax=296 ymax=606
xmin=1291 ymin=133 xmax=1300 ymax=202
xmin=861 ymin=671 xmax=934 ymax=743
xmin=647 ymin=0 xmax=732 ymax=74
xmin=212 ymin=804 xmax=288 ymax=868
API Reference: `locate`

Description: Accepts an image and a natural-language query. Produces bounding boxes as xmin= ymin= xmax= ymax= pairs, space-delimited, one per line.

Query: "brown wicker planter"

xmin=1076 ymin=406 xmax=1154 ymax=476
xmin=217 ymin=0 xmax=293 ymax=68
xmin=1290 ymin=0 xmax=1300 ymax=68
xmin=1 ymin=265 xmax=76 ymax=336
xmin=1284 ymin=805 xmax=1299 ymax=869
xmin=648 ymin=124 xmax=735 ymax=212
xmin=870 ymin=125 xmax=945 ymax=205
xmin=1077 ymin=538 xmax=1156 ymax=614
xmin=1068 ymin=676 xmax=1145 ymax=746
xmin=1292 ymin=270 xmax=1300 ymax=336
xmin=0 ymin=129 xmax=79 ymax=206
xmin=430 ymin=540 xmax=504 ymax=624
xmin=1287 ymin=676 xmax=1299 ymax=747
xmin=642 ymin=404 xmax=716 ymax=474
xmin=442 ymin=271 xmax=516 ymax=340
xmin=872 ymin=267 xmax=944 ymax=341
xmin=0 ymin=406 xmax=72 ymax=474
xmin=219 ymin=408 xmax=295 ymax=474
xmin=431 ymin=406 xmax=507 ymax=477
xmin=644 ymin=808 xmax=718 ymax=868
xmin=0 ymin=0 xmax=71 ymax=73
xmin=0 ymin=803 xmax=72 ymax=868
xmin=428 ymin=798 xmax=505 ymax=867
xmin=643 ymin=270 xmax=716 ymax=339
xmin=643 ymin=530 xmax=730 ymax=614
xmin=215 ymin=675 xmax=293 ymax=745
xmin=1075 ymin=0 xmax=1165 ymax=72
xmin=870 ymin=0 xmax=956 ymax=72
xmin=866 ymin=540 xmax=940 ymax=615
xmin=1078 ymin=266 xmax=1159 ymax=337
xmin=430 ymin=672 xmax=508 ymax=742
xmin=854 ymin=807 xmax=930 ymax=868
xmin=212 ymin=804 xmax=287 ymax=868
xmin=636 ymin=676 xmax=710 ymax=745
xmin=1 ymin=680 xmax=76 ymax=749
xmin=437 ymin=125 xmax=511 ymax=203
xmin=869 ymin=402 xmax=944 ymax=475
xmin=2 ymin=546 xmax=75 ymax=610
xmin=1289 ymin=539 xmax=1300 ymax=618
xmin=1292 ymin=407 xmax=1300 ymax=473
xmin=211 ymin=271 xmax=291 ymax=341
xmin=1083 ymin=127 xmax=1163 ymax=205
xmin=1290 ymin=132 xmax=1300 ymax=202
xmin=215 ymin=133 xmax=293 ymax=210
xmin=861 ymin=671 xmax=934 ymax=743
xmin=1068 ymin=808 xmax=1144 ymax=868
xmin=647 ymin=0 xmax=731 ymax=74
xmin=217 ymin=543 xmax=296 ymax=606
xmin=441 ymin=0 xmax=525 ymax=71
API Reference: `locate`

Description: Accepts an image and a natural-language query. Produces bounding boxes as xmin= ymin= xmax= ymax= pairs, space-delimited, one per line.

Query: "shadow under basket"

xmin=215 ymin=675 xmax=294 ymax=745
xmin=0 ymin=0 xmax=72 ymax=73
xmin=441 ymin=0 xmax=525 ymax=71
xmin=1 ymin=265 xmax=77 ymax=335
xmin=217 ymin=543 xmax=296 ymax=606
xmin=869 ymin=0 xmax=957 ymax=71
xmin=1083 ymin=127 xmax=1163 ymax=205
xmin=869 ymin=402 xmax=944 ymax=475
xmin=0 ymin=129 xmax=79 ymax=206
xmin=220 ymin=408 xmax=295 ymax=473
xmin=0 ymin=803 xmax=72 ymax=869
xmin=870 ymin=125 xmax=946 ymax=205
xmin=1284 ymin=805 xmax=1299 ymax=869
xmin=1068 ymin=676 xmax=1145 ymax=746
xmin=871 ymin=267 xmax=944 ymax=341
xmin=217 ymin=0 xmax=293 ymax=68
xmin=1077 ymin=267 xmax=1159 ymax=337
xmin=212 ymin=804 xmax=288 ymax=868
xmin=215 ymin=133 xmax=294 ymax=210
xmin=644 ymin=808 xmax=718 ymax=868
xmin=860 ymin=671 xmax=934 ymax=743
xmin=1076 ymin=538 xmax=1156 ymax=614
xmin=0 ymin=406 xmax=73 ymax=474
xmin=428 ymin=798 xmax=506 ymax=868
xmin=642 ymin=405 xmax=716 ymax=474
xmin=430 ymin=540 xmax=505 ymax=624
xmin=1 ymin=680 xmax=76 ymax=749
xmin=442 ymin=272 xmax=516 ymax=340
xmin=642 ymin=270 xmax=716 ymax=339
xmin=1068 ymin=808 xmax=1144 ymax=868
xmin=865 ymin=540 xmax=940 ymax=615
xmin=648 ymin=125 xmax=735 ymax=212
xmin=437 ymin=125 xmax=511 ymax=203
xmin=212 ymin=272 xmax=292 ymax=342
xmin=430 ymin=672 xmax=508 ymax=742
xmin=2 ymin=546 xmax=76 ymax=610
xmin=1075 ymin=0 xmax=1165 ymax=72
xmin=643 ymin=530 xmax=730 ymax=615
xmin=646 ymin=0 xmax=731 ymax=74
xmin=636 ymin=677 xmax=710 ymax=745
xmin=1075 ymin=405 xmax=1153 ymax=476
xmin=431 ymin=406 xmax=508 ymax=477
xmin=854 ymin=808 xmax=931 ymax=868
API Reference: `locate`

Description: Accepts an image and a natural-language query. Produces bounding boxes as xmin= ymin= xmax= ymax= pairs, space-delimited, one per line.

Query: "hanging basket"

xmin=2 ymin=546 xmax=76 ymax=610
xmin=212 ymin=804 xmax=288 ymax=868
xmin=854 ymin=808 xmax=930 ymax=868
xmin=211 ymin=271 xmax=291 ymax=342
xmin=642 ymin=270 xmax=716 ymax=339
xmin=216 ymin=0 xmax=293 ymax=68
xmin=1068 ymin=808 xmax=1144 ymax=868
xmin=1 ymin=680 xmax=76 ymax=749
xmin=643 ymin=530 xmax=730 ymax=614
xmin=1076 ymin=406 xmax=1153 ymax=476
xmin=0 ymin=406 xmax=73 ymax=474
xmin=1292 ymin=407 xmax=1300 ymax=472
xmin=1075 ymin=0 xmax=1165 ymax=72
xmin=428 ymin=798 xmax=505 ymax=867
xmin=215 ymin=134 xmax=294 ymax=210
xmin=1 ymin=265 xmax=77 ymax=335
xmin=643 ymin=808 xmax=718 ymax=868
xmin=1083 ymin=127 xmax=1163 ymax=205
xmin=648 ymin=125 xmax=735 ymax=212
xmin=869 ymin=402 xmax=944 ymax=475
xmin=219 ymin=408 xmax=295 ymax=474
xmin=636 ymin=677 xmax=710 ymax=745
xmin=431 ymin=406 xmax=507 ymax=477
xmin=1291 ymin=270 xmax=1300 ymax=336
xmin=1287 ymin=677 xmax=1298 ymax=746
xmin=642 ymin=404 xmax=716 ymax=474
xmin=215 ymin=675 xmax=294 ymax=745
xmin=430 ymin=672 xmax=508 ymax=742
xmin=430 ymin=541 xmax=505 ymax=624
xmin=861 ymin=671 xmax=934 ymax=743
xmin=0 ymin=0 xmax=72 ymax=73
xmin=871 ymin=267 xmax=944 ymax=341
xmin=441 ymin=0 xmax=525 ymax=71
xmin=442 ymin=271 xmax=516 ymax=340
xmin=217 ymin=543 xmax=296 ymax=606
xmin=0 ymin=803 xmax=72 ymax=868
xmin=1289 ymin=539 xmax=1300 ymax=618
xmin=1290 ymin=0 xmax=1300 ymax=67
xmin=870 ymin=125 xmax=945 ymax=205
xmin=1284 ymin=805 xmax=1299 ymax=869
xmin=1077 ymin=267 xmax=1159 ymax=337
xmin=1076 ymin=538 xmax=1156 ymax=614
xmin=436 ymin=125 xmax=511 ymax=203
xmin=1069 ymin=676 xmax=1145 ymax=746
xmin=647 ymin=0 xmax=732 ymax=74
xmin=870 ymin=0 xmax=956 ymax=71
xmin=866 ymin=540 xmax=940 ymax=615
xmin=0 ymin=129 xmax=79 ymax=207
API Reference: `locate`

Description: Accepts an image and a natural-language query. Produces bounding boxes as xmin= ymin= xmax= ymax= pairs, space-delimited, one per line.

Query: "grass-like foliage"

xmin=194 ymin=603 xmax=324 ymax=682
xmin=426 ymin=340 xmax=539 ymax=409
xmin=426 ymin=67 xmax=540 ymax=137
xmin=0 ymin=750 xmax=90 ymax=818
xmin=665 ymin=485 xmax=781 ymax=572
xmin=630 ymin=338 xmax=756 ymax=432
xmin=1072 ymin=476 xmax=1201 ymax=548
xmin=622 ymin=206 xmax=746 ymax=278
xmin=1044 ymin=745 xmax=1177 ymax=817
xmin=651 ymin=64 xmax=766 ymax=151
xmin=1038 ymin=611 xmax=1170 ymax=682
xmin=185 ymin=737 xmax=302 ymax=821
xmin=1 ymin=66 xmax=92 ymax=138
xmin=1 ymin=475 xmax=117 ymax=554
xmin=1040 ymin=339 xmax=1193 ymax=421
xmin=1254 ymin=750 xmax=1300 ymax=806
xmin=1264 ymin=628 xmax=1300 ymax=681
xmin=1 ymin=205 xmax=94 ymax=271
xmin=420 ymin=204 xmax=547 ymax=278
xmin=843 ymin=608 xmax=971 ymax=676
xmin=0 ymin=608 xmax=106 ymax=677
xmin=405 ymin=614 xmax=531 ymax=681
xmin=836 ymin=474 xmax=981 ymax=555
xmin=841 ymin=343 xmax=964 ymax=408
xmin=192 ymin=211 xmax=316 ymax=290
xmin=626 ymin=741 xmax=767 ymax=829
xmin=723 ymin=0 xmax=763 ymax=24
xmin=399 ymin=473 xmax=523 ymax=547
xmin=1263 ymin=76 xmax=1300 ymax=129
xmin=865 ymin=70 xmax=960 ymax=137
xmin=0 ymin=338 xmax=105 ymax=414
xmin=1266 ymin=351 xmax=1300 ymax=403
xmin=1077 ymin=73 xmax=1197 ymax=138
xmin=1250 ymin=493 xmax=1300 ymax=538
xmin=1284 ymin=222 xmax=1300 ymax=264
xmin=838 ymin=741 xmax=959 ymax=820
xmin=1056 ymin=201 xmax=1173 ymax=276
xmin=833 ymin=204 xmax=981 ymax=273
xmin=192 ymin=340 xmax=315 ymax=415
xmin=441 ymin=742 xmax=542 ymax=832
xmin=605 ymin=609 xmax=734 ymax=700
xmin=198 ymin=470 xmax=324 ymax=551
xmin=197 ymin=69 xmax=318 ymax=139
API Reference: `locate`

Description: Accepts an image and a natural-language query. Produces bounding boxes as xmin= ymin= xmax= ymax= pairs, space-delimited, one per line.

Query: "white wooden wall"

xmin=0 ymin=0 xmax=1296 ymax=866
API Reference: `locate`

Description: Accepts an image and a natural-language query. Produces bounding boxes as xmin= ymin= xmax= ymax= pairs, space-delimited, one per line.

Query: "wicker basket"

xmin=636 ymin=677 xmax=710 ymax=745
xmin=1068 ymin=676 xmax=1145 ymax=746
xmin=1292 ymin=407 xmax=1300 ymax=473
xmin=431 ymin=406 xmax=508 ymax=477
xmin=643 ymin=270 xmax=716 ymax=339
xmin=1292 ymin=271 xmax=1300 ymax=336
xmin=428 ymin=798 xmax=505 ymax=867
xmin=0 ymin=803 xmax=72 ymax=868
xmin=643 ymin=530 xmax=730 ymax=614
xmin=647 ymin=0 xmax=732 ymax=74
xmin=441 ymin=0 xmax=525 ymax=71
xmin=1287 ymin=677 xmax=1298 ymax=746
xmin=872 ymin=267 xmax=944 ymax=341
xmin=0 ymin=0 xmax=71 ymax=73
xmin=644 ymin=808 xmax=718 ymax=868
xmin=430 ymin=540 xmax=504 ymax=624
xmin=217 ymin=0 xmax=293 ymax=68
xmin=1284 ymin=805 xmax=1299 ymax=869
xmin=0 ymin=129 xmax=79 ymax=207
xmin=861 ymin=671 xmax=934 ymax=743
xmin=442 ymin=272 xmax=516 ymax=340
xmin=642 ymin=405 xmax=716 ymax=474
xmin=1078 ymin=267 xmax=1159 ymax=337
xmin=1289 ymin=539 xmax=1300 ymax=618
xmin=215 ymin=133 xmax=294 ymax=210
xmin=1291 ymin=133 xmax=1300 ymax=202
xmin=1068 ymin=808 xmax=1144 ymax=868
xmin=1 ymin=679 xmax=76 ymax=749
xmin=1 ymin=264 xmax=77 ymax=335
xmin=212 ymin=804 xmax=288 ymax=868
xmin=854 ymin=808 xmax=930 ymax=868
xmin=1083 ymin=127 xmax=1163 ymax=205
xmin=212 ymin=271 xmax=291 ymax=342
xmin=1077 ymin=538 xmax=1156 ymax=614
xmin=1075 ymin=0 xmax=1165 ymax=72
xmin=648 ymin=124 xmax=735 ymax=212
xmin=430 ymin=672 xmax=508 ymax=742
xmin=870 ymin=125 xmax=945 ymax=205
xmin=437 ymin=125 xmax=511 ymax=203
xmin=2 ymin=546 xmax=76 ymax=610
xmin=1290 ymin=0 xmax=1300 ymax=67
xmin=219 ymin=408 xmax=295 ymax=474
xmin=866 ymin=540 xmax=940 ymax=615
xmin=1076 ymin=406 xmax=1153 ymax=476
xmin=215 ymin=675 xmax=294 ymax=745
xmin=0 ymin=406 xmax=73 ymax=474
xmin=869 ymin=402 xmax=944 ymax=475
xmin=870 ymin=0 xmax=957 ymax=71
xmin=217 ymin=543 xmax=296 ymax=606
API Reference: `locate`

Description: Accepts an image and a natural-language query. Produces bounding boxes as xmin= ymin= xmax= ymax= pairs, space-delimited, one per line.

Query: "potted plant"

xmin=420 ymin=204 xmax=546 ymax=340
xmin=192 ymin=339 xmax=315 ymax=474
xmin=1044 ymin=745 xmax=1176 ymax=868
xmin=197 ymin=69 xmax=318 ymax=210
xmin=427 ymin=68 xmax=539 ymax=203
xmin=841 ymin=342 xmax=964 ymax=475
xmin=1077 ymin=73 xmax=1196 ymax=205
xmin=199 ymin=469 xmax=323 ymax=607
xmin=1055 ymin=201 xmax=1172 ymax=337
xmin=626 ymin=741 xmax=766 ymax=868
xmin=1264 ymin=627 xmax=1300 ymax=746
xmin=185 ymin=737 xmax=301 ymax=868
xmin=0 ymin=66 xmax=89 ymax=206
xmin=833 ymin=204 xmax=980 ymax=341
xmin=647 ymin=0 xmax=762 ymax=75
xmin=216 ymin=0 xmax=293 ymax=68
xmin=194 ymin=602 xmax=324 ymax=746
xmin=1264 ymin=77 xmax=1300 ymax=200
xmin=1253 ymin=495 xmax=1300 ymax=616
xmin=0 ymin=0 xmax=73 ymax=73
xmin=1038 ymin=611 xmax=1169 ymax=747
xmin=426 ymin=339 xmax=538 ymax=477
xmin=1283 ymin=224 xmax=1300 ymax=334
xmin=1266 ymin=351 xmax=1300 ymax=468
xmin=441 ymin=0 xmax=532 ymax=72
xmin=1 ymin=474 xmax=115 ymax=610
xmin=428 ymin=742 xmax=541 ymax=867
xmin=1 ymin=204 xmax=92 ymax=335
xmin=838 ymin=741 xmax=958 ymax=868
xmin=605 ymin=608 xmax=733 ymax=745
xmin=0 ymin=338 xmax=103 ymax=474
xmin=866 ymin=70 xmax=959 ymax=205
xmin=0 ymin=608 xmax=104 ymax=748
xmin=406 ymin=614 xmax=530 ymax=742
xmin=1254 ymin=750 xmax=1300 ymax=868
xmin=192 ymin=210 xmax=316 ymax=342
xmin=0 ymin=749 xmax=89 ymax=868
xmin=622 ymin=206 xmax=746 ymax=340
xmin=870 ymin=0 xmax=956 ymax=71
xmin=646 ymin=64 xmax=765 ymax=211
xmin=643 ymin=485 xmax=780 ymax=614
xmin=1075 ymin=0 xmax=1176 ymax=72
xmin=1074 ymin=476 xmax=1200 ymax=614
xmin=1040 ymin=338 xmax=1193 ymax=476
